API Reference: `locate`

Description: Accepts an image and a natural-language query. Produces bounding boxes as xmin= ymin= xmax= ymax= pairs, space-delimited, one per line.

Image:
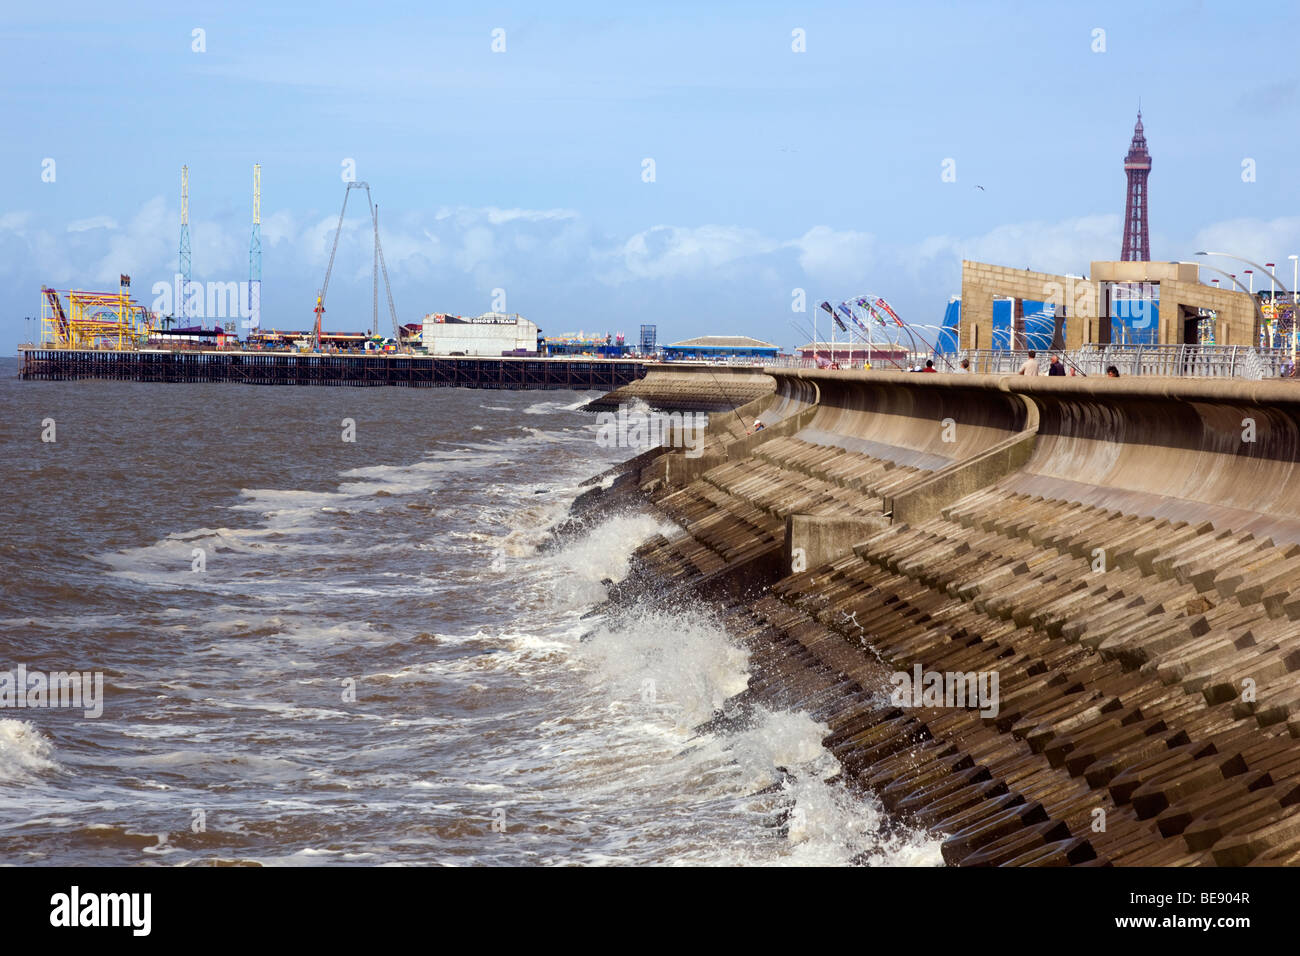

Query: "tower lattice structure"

xmin=249 ymin=164 xmax=262 ymax=331
xmin=1121 ymin=112 xmax=1151 ymax=262
xmin=179 ymin=165 xmax=192 ymax=325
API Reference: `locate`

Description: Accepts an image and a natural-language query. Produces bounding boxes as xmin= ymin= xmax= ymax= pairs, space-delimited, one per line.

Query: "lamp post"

xmin=1265 ymin=264 xmax=1276 ymax=348
xmin=1195 ymin=252 xmax=1292 ymax=297
xmin=1284 ymin=256 xmax=1294 ymax=369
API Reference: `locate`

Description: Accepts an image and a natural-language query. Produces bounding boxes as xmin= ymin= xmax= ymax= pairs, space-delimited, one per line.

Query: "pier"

xmin=17 ymin=347 xmax=647 ymax=390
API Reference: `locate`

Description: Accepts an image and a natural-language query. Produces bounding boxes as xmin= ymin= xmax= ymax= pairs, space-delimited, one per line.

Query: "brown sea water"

xmin=0 ymin=357 xmax=940 ymax=865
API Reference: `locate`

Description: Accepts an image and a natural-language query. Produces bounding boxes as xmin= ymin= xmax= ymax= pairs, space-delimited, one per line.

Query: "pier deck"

xmin=17 ymin=348 xmax=647 ymax=390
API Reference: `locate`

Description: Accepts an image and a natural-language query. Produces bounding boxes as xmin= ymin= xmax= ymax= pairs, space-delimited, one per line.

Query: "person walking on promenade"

xmin=1106 ymin=366 xmax=1120 ymax=378
xmin=922 ymin=360 xmax=937 ymax=372
xmin=1018 ymin=350 xmax=1039 ymax=375
xmin=958 ymin=358 xmax=971 ymax=373
xmin=1047 ymin=355 xmax=1066 ymax=376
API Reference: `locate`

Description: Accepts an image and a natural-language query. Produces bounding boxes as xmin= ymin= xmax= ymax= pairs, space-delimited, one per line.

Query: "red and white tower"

xmin=1121 ymin=112 xmax=1151 ymax=261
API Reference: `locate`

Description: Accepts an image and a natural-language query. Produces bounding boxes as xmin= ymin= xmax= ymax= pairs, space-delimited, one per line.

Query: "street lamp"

xmin=1291 ymin=255 xmax=1300 ymax=366
xmin=1195 ymin=252 xmax=1292 ymax=297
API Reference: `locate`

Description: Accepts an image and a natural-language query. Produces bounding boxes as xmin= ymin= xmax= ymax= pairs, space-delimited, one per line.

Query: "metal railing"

xmin=640 ymin=345 xmax=1298 ymax=379
xmin=957 ymin=345 xmax=1296 ymax=379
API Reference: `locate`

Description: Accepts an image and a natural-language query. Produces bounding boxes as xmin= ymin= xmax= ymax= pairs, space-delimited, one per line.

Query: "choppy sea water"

xmin=0 ymin=358 xmax=941 ymax=866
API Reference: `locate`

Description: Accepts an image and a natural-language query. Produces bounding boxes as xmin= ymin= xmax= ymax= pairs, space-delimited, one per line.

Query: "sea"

xmin=0 ymin=358 xmax=942 ymax=866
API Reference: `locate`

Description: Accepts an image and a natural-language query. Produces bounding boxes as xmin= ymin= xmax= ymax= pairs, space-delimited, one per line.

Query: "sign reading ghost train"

xmin=422 ymin=311 xmax=540 ymax=356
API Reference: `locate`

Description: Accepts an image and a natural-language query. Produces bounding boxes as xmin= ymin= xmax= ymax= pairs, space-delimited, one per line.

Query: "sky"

xmin=3 ymin=0 xmax=1299 ymax=353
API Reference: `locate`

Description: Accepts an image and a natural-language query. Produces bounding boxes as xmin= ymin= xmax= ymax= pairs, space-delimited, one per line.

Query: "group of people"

xmin=1016 ymin=350 xmax=1120 ymax=378
xmin=902 ymin=352 xmax=1120 ymax=378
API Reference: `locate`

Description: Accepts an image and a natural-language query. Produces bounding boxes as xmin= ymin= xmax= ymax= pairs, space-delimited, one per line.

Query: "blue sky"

xmin=3 ymin=0 xmax=1298 ymax=352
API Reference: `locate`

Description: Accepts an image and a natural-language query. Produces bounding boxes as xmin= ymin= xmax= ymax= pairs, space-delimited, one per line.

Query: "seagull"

xmin=974 ymin=185 xmax=986 ymax=191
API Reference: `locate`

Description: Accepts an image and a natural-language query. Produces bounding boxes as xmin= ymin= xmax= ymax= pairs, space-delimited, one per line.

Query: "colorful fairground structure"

xmin=39 ymin=275 xmax=153 ymax=350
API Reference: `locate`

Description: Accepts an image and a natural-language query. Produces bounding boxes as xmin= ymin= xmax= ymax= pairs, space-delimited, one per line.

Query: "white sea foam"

xmin=0 ymin=720 xmax=60 ymax=784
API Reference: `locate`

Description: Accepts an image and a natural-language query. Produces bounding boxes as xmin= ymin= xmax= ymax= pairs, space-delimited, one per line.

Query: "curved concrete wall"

xmin=1005 ymin=378 xmax=1300 ymax=536
xmin=756 ymin=374 xmax=819 ymax=426
xmin=590 ymin=364 xmax=774 ymax=412
xmin=763 ymin=370 xmax=1300 ymax=539
xmin=773 ymin=370 xmax=1035 ymax=470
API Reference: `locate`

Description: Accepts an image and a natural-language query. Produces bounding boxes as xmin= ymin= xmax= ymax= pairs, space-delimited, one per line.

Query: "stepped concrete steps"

xmin=1233 ymin=675 xmax=1300 ymax=728
xmin=1197 ymin=642 xmax=1300 ymax=705
xmin=1150 ymin=530 xmax=1256 ymax=581
xmin=1093 ymin=600 xmax=1265 ymax=665
xmin=1209 ymin=803 xmax=1300 ymax=865
xmin=1128 ymin=522 xmax=1222 ymax=576
xmin=751 ymin=437 xmax=847 ymax=472
xmin=759 ymin=515 xmax=1289 ymax=853
xmin=1156 ymin=768 xmax=1280 ymax=838
xmin=1152 ymin=626 xmax=1270 ymax=689
xmin=751 ymin=440 xmax=904 ymax=493
xmin=1230 ymin=552 xmax=1300 ymax=606
xmin=703 ymin=466 xmax=870 ymax=523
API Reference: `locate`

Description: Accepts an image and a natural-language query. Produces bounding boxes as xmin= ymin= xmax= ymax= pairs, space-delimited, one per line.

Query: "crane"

xmin=314 ymin=181 xmax=400 ymax=349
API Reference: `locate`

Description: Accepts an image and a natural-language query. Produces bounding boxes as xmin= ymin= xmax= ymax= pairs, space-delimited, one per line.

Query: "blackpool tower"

xmin=1121 ymin=112 xmax=1151 ymax=261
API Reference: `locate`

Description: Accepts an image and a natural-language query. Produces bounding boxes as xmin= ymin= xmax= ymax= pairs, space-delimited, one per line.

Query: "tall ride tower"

xmin=179 ymin=165 xmax=192 ymax=324
xmin=248 ymin=163 xmax=262 ymax=332
xmin=1121 ymin=112 xmax=1151 ymax=261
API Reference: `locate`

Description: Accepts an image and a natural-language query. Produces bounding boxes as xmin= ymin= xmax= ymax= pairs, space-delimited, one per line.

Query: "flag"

xmin=875 ymin=297 xmax=904 ymax=328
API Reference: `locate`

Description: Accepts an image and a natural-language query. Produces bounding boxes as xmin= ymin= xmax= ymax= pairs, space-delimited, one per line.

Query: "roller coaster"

xmin=39 ymin=276 xmax=151 ymax=350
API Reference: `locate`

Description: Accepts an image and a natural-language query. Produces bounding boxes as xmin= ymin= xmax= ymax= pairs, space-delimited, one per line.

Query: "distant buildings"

xmin=796 ymin=342 xmax=908 ymax=364
xmin=422 ymin=312 xmax=541 ymax=356
xmin=662 ymin=335 xmax=778 ymax=361
xmin=544 ymin=332 xmax=628 ymax=357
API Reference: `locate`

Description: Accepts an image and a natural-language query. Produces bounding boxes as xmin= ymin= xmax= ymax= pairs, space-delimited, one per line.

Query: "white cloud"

xmin=0 ymin=211 xmax=32 ymax=233
xmin=788 ymin=226 xmax=878 ymax=283
xmin=67 ymin=215 xmax=117 ymax=233
xmin=950 ymin=215 xmax=1120 ymax=275
xmin=484 ymin=207 xmax=579 ymax=225
xmin=1189 ymin=217 xmax=1300 ymax=284
xmin=603 ymin=224 xmax=779 ymax=281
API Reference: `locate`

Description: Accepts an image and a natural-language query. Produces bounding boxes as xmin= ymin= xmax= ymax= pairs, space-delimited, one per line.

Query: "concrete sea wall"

xmin=585 ymin=363 xmax=775 ymax=412
xmin=580 ymin=368 xmax=1300 ymax=866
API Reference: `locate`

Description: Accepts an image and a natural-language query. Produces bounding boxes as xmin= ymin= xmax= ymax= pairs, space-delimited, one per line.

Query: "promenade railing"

xmin=958 ymin=345 xmax=1295 ymax=379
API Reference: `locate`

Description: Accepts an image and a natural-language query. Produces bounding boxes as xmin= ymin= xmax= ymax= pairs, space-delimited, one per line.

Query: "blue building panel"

xmin=939 ymin=300 xmax=961 ymax=353
xmin=1111 ymin=298 xmax=1159 ymax=345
